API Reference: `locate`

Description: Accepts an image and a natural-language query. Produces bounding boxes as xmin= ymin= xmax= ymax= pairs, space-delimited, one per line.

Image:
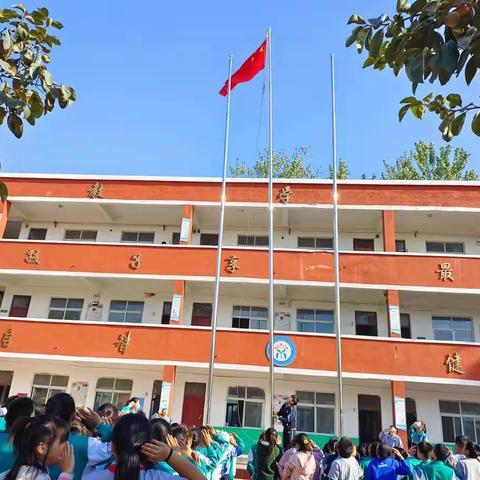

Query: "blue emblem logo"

xmin=266 ymin=336 xmax=297 ymax=367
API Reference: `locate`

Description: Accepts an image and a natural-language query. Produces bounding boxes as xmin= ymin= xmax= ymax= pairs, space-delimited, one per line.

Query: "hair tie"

xmin=303 ymin=439 xmax=309 ymax=445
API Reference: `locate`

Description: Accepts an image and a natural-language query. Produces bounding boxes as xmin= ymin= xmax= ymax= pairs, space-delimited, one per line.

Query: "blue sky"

xmin=2 ymin=0 xmax=479 ymax=179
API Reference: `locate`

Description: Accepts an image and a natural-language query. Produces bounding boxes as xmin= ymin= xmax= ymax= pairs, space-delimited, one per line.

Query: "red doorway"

xmin=181 ymin=382 xmax=206 ymax=426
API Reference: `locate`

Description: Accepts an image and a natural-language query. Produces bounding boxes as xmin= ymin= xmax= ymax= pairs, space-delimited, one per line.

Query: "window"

xmin=395 ymin=240 xmax=407 ymax=252
xmin=28 ymin=228 xmax=47 ymax=240
xmin=426 ymin=241 xmax=464 ymax=254
xmin=3 ymin=221 xmax=22 ymax=239
xmin=297 ymin=309 xmax=334 ymax=334
xmin=172 ymin=232 xmax=180 ymax=245
xmin=94 ymin=378 xmax=133 ymax=409
xmin=298 ymin=237 xmax=333 ymax=249
xmin=353 ymin=238 xmax=375 ymax=251
xmin=440 ymin=400 xmax=480 ymax=443
xmin=225 ymin=386 xmax=264 ymax=428
xmin=355 ymin=311 xmax=378 ymax=336
xmin=400 ymin=313 xmax=411 ymax=339
xmin=200 ymin=233 xmax=218 ymax=246
xmin=297 ymin=391 xmax=335 ymax=434
xmin=64 ymin=230 xmax=98 ymax=241
xmin=121 ymin=231 xmax=155 ymax=243
xmin=48 ymin=298 xmax=84 ymax=321
xmin=432 ymin=316 xmax=473 ymax=342
xmin=31 ymin=374 xmax=69 ymax=405
xmin=162 ymin=301 xmax=172 ymax=324
xmin=238 ymin=235 xmax=269 ymax=246
xmin=108 ymin=300 xmax=144 ymax=323
xmin=232 ymin=306 xmax=267 ymax=330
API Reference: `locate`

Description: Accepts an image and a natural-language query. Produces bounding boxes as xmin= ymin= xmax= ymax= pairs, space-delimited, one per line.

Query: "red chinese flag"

xmin=219 ymin=39 xmax=267 ymax=96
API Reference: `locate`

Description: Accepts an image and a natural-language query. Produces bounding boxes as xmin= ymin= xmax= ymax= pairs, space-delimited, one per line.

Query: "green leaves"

xmin=0 ymin=4 xmax=75 ymax=138
xmin=472 ymin=112 xmax=480 ymax=137
xmin=396 ymin=0 xmax=411 ymax=13
xmin=0 ymin=182 xmax=7 ymax=201
xmin=347 ymin=14 xmax=366 ymax=25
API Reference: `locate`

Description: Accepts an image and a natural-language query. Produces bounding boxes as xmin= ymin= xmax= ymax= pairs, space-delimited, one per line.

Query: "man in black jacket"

xmin=277 ymin=394 xmax=298 ymax=451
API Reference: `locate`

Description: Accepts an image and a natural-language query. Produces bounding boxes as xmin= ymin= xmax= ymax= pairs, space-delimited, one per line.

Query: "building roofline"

xmin=1 ymin=171 xmax=480 ymax=187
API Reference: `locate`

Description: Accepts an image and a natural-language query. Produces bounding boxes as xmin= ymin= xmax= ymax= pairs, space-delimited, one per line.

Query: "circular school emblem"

xmin=265 ymin=336 xmax=297 ymax=367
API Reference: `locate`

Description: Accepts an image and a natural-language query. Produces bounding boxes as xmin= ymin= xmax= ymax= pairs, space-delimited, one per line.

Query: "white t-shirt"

xmin=328 ymin=457 xmax=363 ymax=480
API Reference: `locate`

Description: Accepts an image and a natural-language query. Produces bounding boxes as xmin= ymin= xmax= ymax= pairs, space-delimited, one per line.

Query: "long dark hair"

xmin=112 ymin=413 xmax=152 ymax=480
xmin=264 ymin=427 xmax=278 ymax=454
xmin=294 ymin=433 xmax=313 ymax=453
xmin=5 ymin=397 xmax=34 ymax=432
xmin=150 ymin=418 xmax=171 ymax=443
xmin=6 ymin=415 xmax=69 ymax=480
xmin=45 ymin=392 xmax=75 ymax=424
xmin=464 ymin=440 xmax=480 ymax=459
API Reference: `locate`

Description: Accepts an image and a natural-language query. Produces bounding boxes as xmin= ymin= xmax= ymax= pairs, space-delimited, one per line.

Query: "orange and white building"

xmin=0 ymin=173 xmax=480 ymax=446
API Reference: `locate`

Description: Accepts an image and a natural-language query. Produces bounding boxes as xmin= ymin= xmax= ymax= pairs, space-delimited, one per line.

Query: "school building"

xmin=0 ymin=173 xmax=479 ymax=447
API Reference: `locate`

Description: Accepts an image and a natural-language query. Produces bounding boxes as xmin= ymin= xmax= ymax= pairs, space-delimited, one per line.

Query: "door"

xmin=181 ymin=382 xmax=206 ymax=426
xmin=355 ymin=311 xmax=378 ymax=336
xmin=9 ymin=295 xmax=31 ymax=317
xmin=150 ymin=380 xmax=163 ymax=417
xmin=358 ymin=394 xmax=382 ymax=443
xmin=161 ymin=302 xmax=172 ymax=325
xmin=191 ymin=303 xmax=212 ymax=326
xmin=0 ymin=371 xmax=13 ymax=405
xmin=406 ymin=398 xmax=417 ymax=436
xmin=400 ymin=314 xmax=412 ymax=339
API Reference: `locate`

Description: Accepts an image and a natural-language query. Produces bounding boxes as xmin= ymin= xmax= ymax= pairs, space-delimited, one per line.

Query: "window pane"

xmin=461 ymin=402 xmax=480 ymax=415
xmin=121 ymin=232 xmax=138 ymax=242
xmin=31 ymin=387 xmax=48 ymax=405
xmin=237 ymin=236 xmax=247 ymax=246
xmin=52 ymin=375 xmax=69 ymax=387
xmin=454 ymin=417 xmax=462 ymax=437
xmin=82 ymin=230 xmax=97 ymax=240
xmin=298 ymin=237 xmax=315 ymax=248
xmin=33 ymin=374 xmax=50 ymax=386
xmin=316 ymin=393 xmax=335 ymax=405
xmin=108 ymin=312 xmax=125 ymax=322
xmin=251 ymin=307 xmax=267 ymax=318
xmin=297 ymin=391 xmax=315 ymax=404
xmin=316 ymin=238 xmax=333 ymax=249
xmin=442 ymin=416 xmax=455 ymax=442
xmin=67 ymin=299 xmax=84 ymax=309
xmin=65 ymin=310 xmax=81 ymax=320
xmin=440 ymin=400 xmax=460 ymax=414
xmin=244 ymin=402 xmax=262 ymax=428
xmin=316 ymin=407 xmax=335 ymax=434
xmin=426 ymin=242 xmax=444 ymax=252
xmin=298 ymin=406 xmax=315 ymax=432
xmin=65 ymin=230 xmax=81 ymax=240
xmin=50 ymin=298 xmax=67 ymax=308
xmin=395 ymin=240 xmax=406 ymax=252
xmin=228 ymin=386 xmax=246 ymax=398
xmin=125 ymin=313 xmax=142 ymax=323
xmin=463 ymin=417 xmax=476 ymax=439
xmin=127 ymin=302 xmax=144 ymax=312
xmin=28 ymin=228 xmax=47 ymax=240
xmin=435 ymin=330 xmax=454 ymax=341
xmin=110 ymin=300 xmax=127 ymax=311
xmin=355 ymin=311 xmax=377 ymax=326
xmin=94 ymin=391 xmax=112 ymax=410
xmin=298 ymin=322 xmax=315 ymax=333
xmin=455 ymin=330 xmax=473 ymax=342
xmin=316 ymin=311 xmax=333 ymax=322
xmin=247 ymin=387 xmax=265 ymax=399
xmin=138 ymin=232 xmax=155 ymax=243
xmin=251 ymin=319 xmax=267 ymax=330
xmin=48 ymin=310 xmax=65 ymax=320
xmin=298 ymin=309 xmax=314 ymax=321
xmin=114 ymin=379 xmax=133 ymax=391
xmin=446 ymin=242 xmax=464 ymax=253
xmin=476 ymin=420 xmax=480 ymax=443
xmin=172 ymin=232 xmax=180 ymax=244
xmin=353 ymin=238 xmax=374 ymax=251
xmin=96 ymin=378 xmax=115 ymax=389
xmin=255 ymin=236 xmax=269 ymax=246
xmin=315 ymin=323 xmax=334 ymax=334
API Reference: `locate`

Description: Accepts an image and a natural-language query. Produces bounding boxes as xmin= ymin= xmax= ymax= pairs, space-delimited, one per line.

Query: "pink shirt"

xmin=282 ymin=451 xmax=317 ymax=480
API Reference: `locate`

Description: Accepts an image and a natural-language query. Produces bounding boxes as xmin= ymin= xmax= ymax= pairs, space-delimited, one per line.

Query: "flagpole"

xmin=206 ymin=53 xmax=233 ymax=425
xmin=331 ymin=53 xmax=344 ymax=436
xmin=267 ymin=27 xmax=275 ymax=429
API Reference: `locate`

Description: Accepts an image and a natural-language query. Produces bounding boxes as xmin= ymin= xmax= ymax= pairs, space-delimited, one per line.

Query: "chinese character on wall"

xmin=225 ymin=255 xmax=239 ymax=273
xmin=25 ymin=249 xmax=40 ymax=264
xmin=87 ymin=182 xmax=104 ymax=199
xmin=436 ymin=263 xmax=455 ymax=282
xmin=115 ymin=331 xmax=132 ymax=354
xmin=444 ymin=352 xmax=464 ymax=374
xmin=1 ymin=328 xmax=13 ymax=348
xmin=278 ymin=186 xmax=292 ymax=204
xmin=130 ymin=254 xmax=142 ymax=270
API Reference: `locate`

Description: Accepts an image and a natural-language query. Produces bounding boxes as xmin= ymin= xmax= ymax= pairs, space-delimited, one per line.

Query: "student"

xmin=0 ymin=397 xmax=21 ymax=432
xmin=255 ymin=428 xmax=282 ymax=480
xmin=45 ymin=393 xmax=113 ymax=480
xmin=321 ymin=440 xmax=338 ymax=480
xmin=120 ymin=398 xmax=142 ymax=414
xmin=96 ymin=404 xmax=119 ymax=424
xmin=455 ymin=441 xmax=480 ymax=480
xmin=410 ymin=441 xmax=433 ymax=479
xmin=281 ymin=433 xmax=316 ymax=480
xmin=0 ymin=415 xmax=74 ymax=480
xmin=0 ymin=397 xmax=35 ymax=473
xmin=446 ymin=436 xmax=469 ymax=469
xmin=412 ymin=444 xmax=457 ymax=480
xmin=408 ymin=422 xmax=428 ymax=446
xmin=277 ymin=397 xmax=298 ymax=451
xmin=379 ymin=426 xmax=403 ymax=449
xmin=247 ymin=434 xmax=263 ymax=480
xmin=82 ymin=413 xmax=206 ymax=480
xmin=356 ymin=444 xmax=371 ymax=475
xmin=365 ymin=444 xmax=410 ymax=480
xmin=328 ymin=437 xmax=363 ymax=480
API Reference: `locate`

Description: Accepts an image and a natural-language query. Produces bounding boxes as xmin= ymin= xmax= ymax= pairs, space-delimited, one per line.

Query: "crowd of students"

xmin=1 ymin=394 xmax=480 ymax=480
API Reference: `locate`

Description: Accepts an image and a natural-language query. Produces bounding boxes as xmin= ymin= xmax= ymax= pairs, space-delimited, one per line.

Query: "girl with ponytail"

xmin=82 ymin=414 xmax=205 ymax=480
xmin=255 ymin=428 xmax=282 ymax=480
xmin=281 ymin=434 xmax=317 ymax=480
xmin=0 ymin=415 xmax=74 ymax=480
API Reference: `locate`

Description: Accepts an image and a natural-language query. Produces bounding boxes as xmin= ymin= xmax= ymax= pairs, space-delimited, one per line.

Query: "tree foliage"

xmin=346 ymin=0 xmax=480 ymax=141
xmin=381 ymin=140 xmax=478 ymax=180
xmin=329 ymin=159 xmax=349 ymax=179
xmin=230 ymin=146 xmax=318 ymax=178
xmin=0 ymin=4 xmax=75 ymax=200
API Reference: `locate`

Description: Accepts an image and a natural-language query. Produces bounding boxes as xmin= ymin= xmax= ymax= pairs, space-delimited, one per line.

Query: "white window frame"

xmin=108 ymin=300 xmax=144 ymax=323
xmin=121 ymin=231 xmax=155 ymax=243
xmin=94 ymin=377 xmax=133 ymax=409
xmin=237 ymin=235 xmax=269 ymax=247
xmin=296 ymin=390 xmax=335 ymax=434
xmin=226 ymin=386 xmax=265 ymax=428
xmin=296 ymin=309 xmax=334 ymax=333
xmin=232 ymin=306 xmax=268 ymax=330
xmin=31 ymin=374 xmax=69 ymax=404
xmin=64 ymin=229 xmax=98 ymax=241
xmin=432 ymin=316 xmax=474 ymax=342
xmin=440 ymin=400 xmax=480 ymax=443
xmin=297 ymin=237 xmax=333 ymax=250
xmin=426 ymin=241 xmax=465 ymax=254
xmin=48 ymin=297 xmax=84 ymax=320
